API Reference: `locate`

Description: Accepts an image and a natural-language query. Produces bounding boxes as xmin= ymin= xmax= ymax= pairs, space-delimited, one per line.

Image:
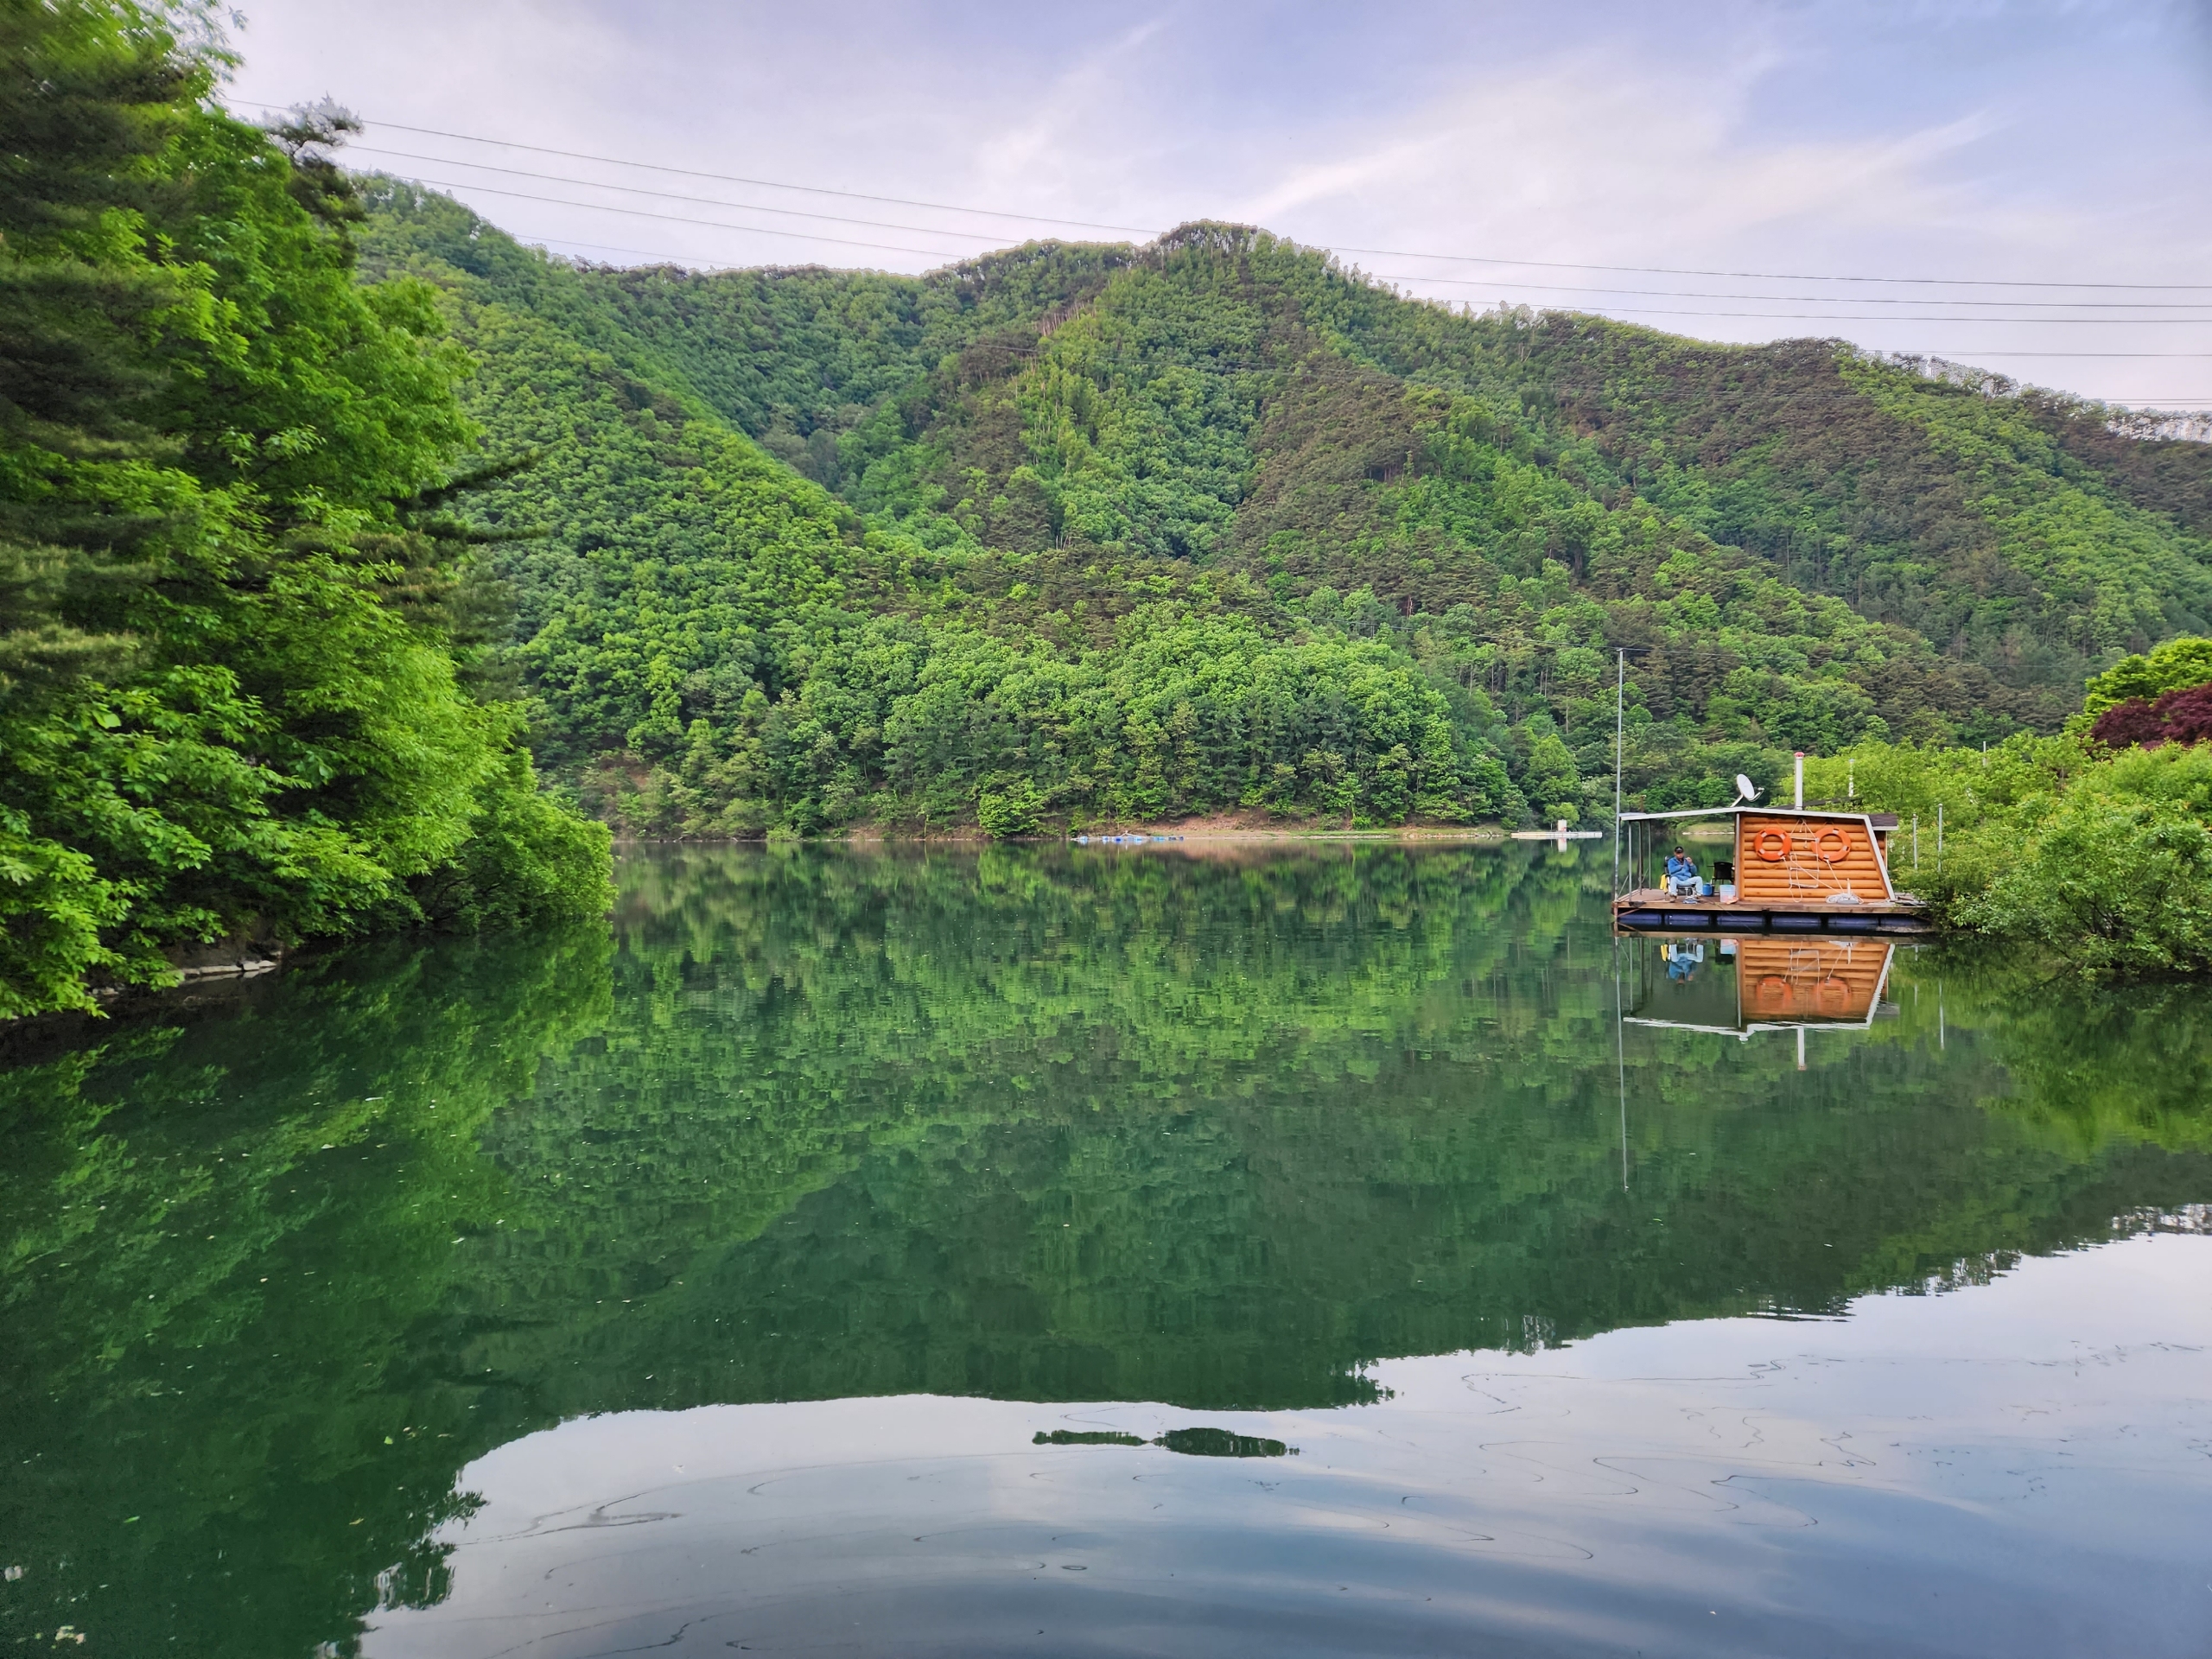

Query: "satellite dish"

xmin=1734 ymin=773 xmax=1759 ymax=804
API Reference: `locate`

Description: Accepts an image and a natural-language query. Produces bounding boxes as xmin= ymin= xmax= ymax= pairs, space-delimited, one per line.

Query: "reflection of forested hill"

xmin=4 ymin=847 xmax=2211 ymax=1656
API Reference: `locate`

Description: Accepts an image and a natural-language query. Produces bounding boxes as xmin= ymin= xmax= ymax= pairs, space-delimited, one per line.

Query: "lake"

xmin=4 ymin=842 xmax=2209 ymax=1656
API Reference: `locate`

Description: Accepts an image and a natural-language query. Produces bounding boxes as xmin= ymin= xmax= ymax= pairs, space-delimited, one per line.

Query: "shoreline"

xmin=611 ymin=821 xmax=1530 ymax=848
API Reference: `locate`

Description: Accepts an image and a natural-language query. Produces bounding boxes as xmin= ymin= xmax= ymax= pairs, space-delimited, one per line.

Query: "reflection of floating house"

xmin=1626 ymin=936 xmax=1900 ymax=1038
xmin=1613 ymin=806 xmax=1929 ymax=933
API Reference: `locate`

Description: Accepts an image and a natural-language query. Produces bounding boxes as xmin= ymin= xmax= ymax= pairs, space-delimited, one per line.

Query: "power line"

xmin=505 ymin=230 xmax=747 ymax=270
xmin=1862 ymin=353 xmax=2212 ymax=358
xmin=1331 ymin=245 xmax=2212 ymax=294
xmin=350 ymin=145 xmax=1039 ymax=246
xmin=358 ymin=144 xmax=2212 ymax=314
xmin=388 ymin=175 xmax=990 ymax=261
xmin=241 ymin=103 xmax=1158 ymax=237
xmin=1367 ymin=289 xmax=2212 ymax=325
xmin=245 ymin=100 xmax=2212 ymax=295
xmin=378 ymin=174 xmax=2212 ymax=335
xmin=1367 ymin=270 xmax=2212 ymax=311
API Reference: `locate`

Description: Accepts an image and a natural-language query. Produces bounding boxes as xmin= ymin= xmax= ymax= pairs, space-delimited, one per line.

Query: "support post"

xmin=1794 ymin=752 xmax=1804 ymax=810
xmin=1613 ymin=649 xmax=1624 ymax=896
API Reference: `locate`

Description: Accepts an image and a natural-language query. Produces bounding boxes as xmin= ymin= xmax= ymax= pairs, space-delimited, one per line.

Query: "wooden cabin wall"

xmin=1732 ymin=814 xmax=1893 ymax=901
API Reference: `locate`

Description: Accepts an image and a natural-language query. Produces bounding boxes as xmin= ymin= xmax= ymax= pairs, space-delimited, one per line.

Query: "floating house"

xmin=1613 ymin=804 xmax=1929 ymax=933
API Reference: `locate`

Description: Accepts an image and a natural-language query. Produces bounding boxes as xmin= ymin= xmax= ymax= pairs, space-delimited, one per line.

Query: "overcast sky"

xmin=220 ymin=0 xmax=2212 ymax=409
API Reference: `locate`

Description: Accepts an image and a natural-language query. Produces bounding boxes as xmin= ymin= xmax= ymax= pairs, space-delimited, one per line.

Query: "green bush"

xmin=976 ymin=778 xmax=1046 ymax=839
xmin=1808 ymin=736 xmax=2212 ymax=977
xmin=1947 ymin=790 xmax=2212 ymax=976
xmin=2082 ymin=636 xmax=2212 ymax=715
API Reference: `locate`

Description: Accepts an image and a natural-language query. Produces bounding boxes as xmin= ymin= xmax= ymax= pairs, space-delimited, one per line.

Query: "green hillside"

xmin=357 ymin=188 xmax=2212 ymax=836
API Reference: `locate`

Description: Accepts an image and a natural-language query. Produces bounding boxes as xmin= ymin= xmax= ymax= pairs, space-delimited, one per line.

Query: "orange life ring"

xmin=1814 ymin=829 xmax=1849 ymax=864
xmin=1814 ymin=976 xmax=1851 ymax=1013
xmin=1755 ymin=976 xmax=1794 ymax=1009
xmin=1755 ymin=830 xmax=1789 ymax=861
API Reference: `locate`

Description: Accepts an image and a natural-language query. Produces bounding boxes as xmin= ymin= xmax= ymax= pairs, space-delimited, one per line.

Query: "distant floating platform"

xmin=1611 ymin=888 xmax=1932 ymax=934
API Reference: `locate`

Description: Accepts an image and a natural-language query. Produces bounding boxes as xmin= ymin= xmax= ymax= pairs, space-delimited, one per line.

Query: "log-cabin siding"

xmin=1733 ymin=814 xmax=1893 ymax=903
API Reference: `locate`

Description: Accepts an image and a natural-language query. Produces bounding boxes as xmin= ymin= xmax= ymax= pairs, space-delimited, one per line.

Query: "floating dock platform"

xmin=1613 ymin=804 xmax=1931 ymax=934
xmin=1611 ymin=889 xmax=1930 ymax=934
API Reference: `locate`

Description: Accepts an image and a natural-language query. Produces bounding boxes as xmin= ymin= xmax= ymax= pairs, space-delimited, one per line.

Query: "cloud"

xmin=1235 ymin=49 xmax=1999 ymax=257
xmin=975 ymin=17 xmax=1171 ymax=191
xmin=219 ymin=0 xmax=2212 ymax=404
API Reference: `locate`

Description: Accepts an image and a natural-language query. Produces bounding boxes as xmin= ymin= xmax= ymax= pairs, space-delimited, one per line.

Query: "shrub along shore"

xmin=1806 ymin=638 xmax=2212 ymax=978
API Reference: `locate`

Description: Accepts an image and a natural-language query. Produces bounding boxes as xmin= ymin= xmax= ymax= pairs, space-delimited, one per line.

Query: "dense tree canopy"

xmin=0 ymin=3 xmax=609 ymax=1019
xmin=353 ymin=198 xmax=2212 ymax=840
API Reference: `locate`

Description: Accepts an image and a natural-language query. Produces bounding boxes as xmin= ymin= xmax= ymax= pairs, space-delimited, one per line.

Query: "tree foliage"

xmin=0 ymin=3 xmax=609 ymax=1019
xmin=350 ymin=200 xmax=2212 ymax=842
xmin=1808 ymin=734 xmax=2212 ymax=976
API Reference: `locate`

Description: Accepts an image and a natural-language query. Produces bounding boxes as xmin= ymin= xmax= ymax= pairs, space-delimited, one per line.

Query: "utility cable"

xmin=378 ymin=173 xmax=2212 ymax=335
xmin=243 ymin=104 xmax=1159 ymax=237
xmin=355 ymin=144 xmax=2212 ymax=312
xmin=388 ymin=175 xmax=995 ymax=260
xmin=350 ymin=145 xmax=1033 ymax=245
xmin=242 ymin=100 xmax=2212 ymax=293
xmin=1330 ymin=245 xmax=2212 ymax=293
xmin=1361 ymin=283 xmax=2212 ymax=325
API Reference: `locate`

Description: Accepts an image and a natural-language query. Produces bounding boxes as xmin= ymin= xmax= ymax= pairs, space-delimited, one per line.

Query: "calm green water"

xmin=5 ymin=843 xmax=2211 ymax=1656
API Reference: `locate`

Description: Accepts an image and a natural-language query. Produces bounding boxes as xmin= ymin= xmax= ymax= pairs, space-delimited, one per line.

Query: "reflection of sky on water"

xmin=367 ymin=1235 xmax=2212 ymax=1658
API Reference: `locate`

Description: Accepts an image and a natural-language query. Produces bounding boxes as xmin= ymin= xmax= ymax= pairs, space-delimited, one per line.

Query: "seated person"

xmin=1664 ymin=846 xmax=1701 ymax=896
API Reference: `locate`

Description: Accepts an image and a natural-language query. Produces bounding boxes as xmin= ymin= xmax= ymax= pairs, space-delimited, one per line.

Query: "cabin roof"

xmin=1617 ymin=805 xmax=1891 ymax=825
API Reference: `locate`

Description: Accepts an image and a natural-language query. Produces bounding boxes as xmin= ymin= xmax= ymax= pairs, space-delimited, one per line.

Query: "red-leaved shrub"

xmin=2090 ymin=681 xmax=2212 ymax=749
xmin=2158 ymin=683 xmax=2212 ymax=746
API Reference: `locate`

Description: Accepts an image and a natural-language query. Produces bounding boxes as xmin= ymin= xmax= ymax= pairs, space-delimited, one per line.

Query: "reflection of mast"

xmin=1614 ymin=935 xmax=1629 ymax=1190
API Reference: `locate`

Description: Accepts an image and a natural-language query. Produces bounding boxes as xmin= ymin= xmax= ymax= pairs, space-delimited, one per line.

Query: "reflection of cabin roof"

xmin=1623 ymin=1011 xmax=1895 ymax=1038
xmin=1618 ymin=805 xmax=1897 ymax=828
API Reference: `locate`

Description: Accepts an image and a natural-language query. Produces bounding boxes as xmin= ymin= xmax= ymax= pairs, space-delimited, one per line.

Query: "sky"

xmin=219 ymin=0 xmax=2212 ymax=410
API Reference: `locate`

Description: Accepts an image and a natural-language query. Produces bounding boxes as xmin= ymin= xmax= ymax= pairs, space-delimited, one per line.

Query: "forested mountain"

xmin=357 ymin=185 xmax=2212 ymax=836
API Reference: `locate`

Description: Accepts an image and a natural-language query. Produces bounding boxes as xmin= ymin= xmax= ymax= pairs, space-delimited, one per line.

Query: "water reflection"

xmin=3 ymin=844 xmax=2210 ymax=1656
xmin=1626 ymin=935 xmax=1899 ymax=1035
xmin=364 ymin=1239 xmax=2212 ymax=1658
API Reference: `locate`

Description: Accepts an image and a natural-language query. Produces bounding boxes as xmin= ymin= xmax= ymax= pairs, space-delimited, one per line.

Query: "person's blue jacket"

xmin=1665 ymin=853 xmax=1698 ymax=882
